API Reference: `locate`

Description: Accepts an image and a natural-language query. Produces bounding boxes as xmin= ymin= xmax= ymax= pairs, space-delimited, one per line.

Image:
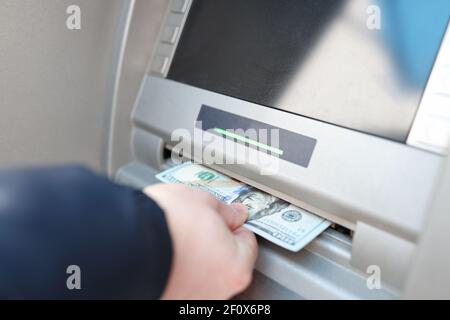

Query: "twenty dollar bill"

xmin=155 ymin=162 xmax=330 ymax=252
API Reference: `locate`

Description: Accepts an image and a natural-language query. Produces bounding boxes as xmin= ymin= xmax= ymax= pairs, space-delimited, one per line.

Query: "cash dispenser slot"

xmin=118 ymin=128 xmax=398 ymax=299
xmin=116 ymin=160 xmax=395 ymax=299
xmin=160 ymin=142 xmax=354 ymax=240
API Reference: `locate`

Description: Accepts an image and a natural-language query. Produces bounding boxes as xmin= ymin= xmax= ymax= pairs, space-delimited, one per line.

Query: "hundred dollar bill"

xmin=155 ymin=162 xmax=331 ymax=252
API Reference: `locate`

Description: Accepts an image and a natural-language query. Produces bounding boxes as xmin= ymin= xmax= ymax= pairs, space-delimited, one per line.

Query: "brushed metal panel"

xmin=107 ymin=0 xmax=171 ymax=175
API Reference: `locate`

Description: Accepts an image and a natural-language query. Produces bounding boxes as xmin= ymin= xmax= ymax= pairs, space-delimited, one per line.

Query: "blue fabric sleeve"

xmin=0 ymin=165 xmax=172 ymax=299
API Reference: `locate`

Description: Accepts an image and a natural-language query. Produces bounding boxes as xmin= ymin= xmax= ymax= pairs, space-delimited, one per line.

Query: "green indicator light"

xmin=213 ymin=128 xmax=284 ymax=156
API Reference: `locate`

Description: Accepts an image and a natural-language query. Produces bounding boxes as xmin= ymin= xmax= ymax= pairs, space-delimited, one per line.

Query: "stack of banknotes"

xmin=156 ymin=162 xmax=331 ymax=252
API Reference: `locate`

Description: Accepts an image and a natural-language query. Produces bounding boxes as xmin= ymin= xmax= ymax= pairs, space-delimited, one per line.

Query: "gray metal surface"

xmin=351 ymin=222 xmax=415 ymax=290
xmin=403 ymin=151 xmax=450 ymax=299
xmin=107 ymin=0 xmax=171 ymax=175
xmin=256 ymin=239 xmax=396 ymax=299
xmin=0 ymin=0 xmax=130 ymax=171
xmin=236 ymin=271 xmax=303 ymax=300
xmin=132 ymin=75 xmax=444 ymax=242
xmin=148 ymin=0 xmax=192 ymax=78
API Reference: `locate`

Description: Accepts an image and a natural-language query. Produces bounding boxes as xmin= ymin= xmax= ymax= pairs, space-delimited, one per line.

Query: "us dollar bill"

xmin=155 ymin=162 xmax=331 ymax=252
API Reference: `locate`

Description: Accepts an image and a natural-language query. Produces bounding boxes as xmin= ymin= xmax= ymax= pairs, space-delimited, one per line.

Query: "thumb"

xmin=217 ymin=202 xmax=248 ymax=230
xmin=233 ymin=227 xmax=258 ymax=272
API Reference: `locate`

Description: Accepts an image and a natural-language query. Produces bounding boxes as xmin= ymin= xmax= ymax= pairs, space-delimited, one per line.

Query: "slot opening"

xmin=330 ymin=223 xmax=354 ymax=239
xmin=162 ymin=144 xmax=354 ymax=242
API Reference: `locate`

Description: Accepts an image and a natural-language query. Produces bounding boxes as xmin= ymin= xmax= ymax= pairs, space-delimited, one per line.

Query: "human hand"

xmin=143 ymin=184 xmax=258 ymax=299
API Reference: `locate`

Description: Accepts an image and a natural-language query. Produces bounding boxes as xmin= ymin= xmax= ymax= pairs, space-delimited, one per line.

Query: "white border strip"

xmin=407 ymin=21 xmax=450 ymax=154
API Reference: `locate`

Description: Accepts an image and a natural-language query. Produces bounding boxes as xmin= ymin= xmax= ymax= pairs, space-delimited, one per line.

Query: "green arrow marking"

xmin=213 ymin=128 xmax=284 ymax=156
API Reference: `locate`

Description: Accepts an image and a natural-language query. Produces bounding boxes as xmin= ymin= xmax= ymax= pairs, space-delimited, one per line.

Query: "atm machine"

xmin=107 ymin=0 xmax=450 ymax=299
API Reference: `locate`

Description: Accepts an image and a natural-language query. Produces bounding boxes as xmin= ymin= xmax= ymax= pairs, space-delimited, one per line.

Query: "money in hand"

xmin=155 ymin=162 xmax=331 ymax=252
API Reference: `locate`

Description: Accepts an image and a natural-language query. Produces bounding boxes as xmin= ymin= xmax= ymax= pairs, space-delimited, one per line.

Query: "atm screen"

xmin=168 ymin=0 xmax=450 ymax=142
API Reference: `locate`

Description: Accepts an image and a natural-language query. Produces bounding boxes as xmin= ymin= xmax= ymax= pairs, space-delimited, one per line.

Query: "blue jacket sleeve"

xmin=0 ymin=166 xmax=172 ymax=299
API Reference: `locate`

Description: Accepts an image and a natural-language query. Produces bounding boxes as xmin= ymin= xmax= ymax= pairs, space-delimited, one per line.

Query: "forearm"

xmin=0 ymin=166 xmax=172 ymax=299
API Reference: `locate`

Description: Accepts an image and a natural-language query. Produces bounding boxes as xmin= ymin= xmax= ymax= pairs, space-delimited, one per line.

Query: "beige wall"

xmin=0 ymin=0 xmax=128 ymax=172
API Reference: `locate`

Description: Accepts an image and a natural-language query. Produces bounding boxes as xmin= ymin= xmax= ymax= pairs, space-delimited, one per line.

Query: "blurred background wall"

xmin=0 ymin=0 xmax=128 ymax=171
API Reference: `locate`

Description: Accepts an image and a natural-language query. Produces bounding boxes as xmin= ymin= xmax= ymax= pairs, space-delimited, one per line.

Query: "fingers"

xmin=230 ymin=203 xmax=248 ymax=217
xmin=216 ymin=201 xmax=248 ymax=230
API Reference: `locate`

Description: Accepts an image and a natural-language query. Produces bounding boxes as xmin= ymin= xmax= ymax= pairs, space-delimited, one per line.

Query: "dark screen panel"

xmin=197 ymin=105 xmax=317 ymax=168
xmin=168 ymin=0 xmax=343 ymax=107
xmin=168 ymin=0 xmax=449 ymax=142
